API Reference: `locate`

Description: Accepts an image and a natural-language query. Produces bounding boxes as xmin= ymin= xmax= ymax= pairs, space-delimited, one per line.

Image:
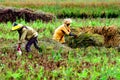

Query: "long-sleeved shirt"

xmin=53 ymin=24 xmax=71 ymax=43
xmin=18 ymin=26 xmax=38 ymax=44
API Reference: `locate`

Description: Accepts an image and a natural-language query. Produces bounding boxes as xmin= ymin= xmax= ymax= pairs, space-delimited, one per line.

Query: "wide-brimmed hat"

xmin=64 ymin=18 xmax=72 ymax=24
xmin=11 ymin=22 xmax=23 ymax=31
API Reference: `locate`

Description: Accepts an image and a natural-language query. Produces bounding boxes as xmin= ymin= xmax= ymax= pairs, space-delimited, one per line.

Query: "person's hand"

xmin=74 ymin=35 xmax=78 ymax=38
xmin=22 ymin=40 xmax=26 ymax=43
xmin=17 ymin=47 xmax=21 ymax=51
xmin=17 ymin=44 xmax=22 ymax=50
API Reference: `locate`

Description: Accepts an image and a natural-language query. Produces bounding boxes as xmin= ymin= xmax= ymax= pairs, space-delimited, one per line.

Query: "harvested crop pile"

xmin=66 ymin=26 xmax=120 ymax=48
xmin=93 ymin=26 xmax=120 ymax=47
xmin=66 ymin=33 xmax=104 ymax=48
xmin=0 ymin=7 xmax=55 ymax=22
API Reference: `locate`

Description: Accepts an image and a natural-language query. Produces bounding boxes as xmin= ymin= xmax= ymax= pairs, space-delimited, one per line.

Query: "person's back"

xmin=53 ymin=24 xmax=70 ymax=43
xmin=23 ymin=26 xmax=38 ymax=40
xmin=53 ymin=18 xmax=77 ymax=44
xmin=11 ymin=22 xmax=42 ymax=53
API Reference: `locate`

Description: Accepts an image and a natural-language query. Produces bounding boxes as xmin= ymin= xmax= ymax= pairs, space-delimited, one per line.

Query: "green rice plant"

xmin=51 ymin=70 xmax=60 ymax=80
xmin=51 ymin=47 xmax=63 ymax=62
xmin=36 ymin=66 xmax=44 ymax=80
xmin=89 ymin=67 xmax=100 ymax=80
xmin=5 ymin=69 xmax=25 ymax=80
xmin=99 ymin=66 xmax=120 ymax=80
xmin=57 ymin=67 xmax=74 ymax=80
xmin=77 ymin=69 xmax=88 ymax=79
xmin=67 ymin=51 xmax=78 ymax=64
xmin=28 ymin=53 xmax=33 ymax=59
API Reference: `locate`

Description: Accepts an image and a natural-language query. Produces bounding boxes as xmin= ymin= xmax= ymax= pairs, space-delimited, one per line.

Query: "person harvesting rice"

xmin=11 ymin=22 xmax=42 ymax=53
xmin=53 ymin=18 xmax=77 ymax=44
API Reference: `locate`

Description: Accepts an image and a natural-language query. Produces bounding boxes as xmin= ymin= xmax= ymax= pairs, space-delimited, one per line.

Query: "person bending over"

xmin=53 ymin=18 xmax=77 ymax=44
xmin=11 ymin=22 xmax=42 ymax=52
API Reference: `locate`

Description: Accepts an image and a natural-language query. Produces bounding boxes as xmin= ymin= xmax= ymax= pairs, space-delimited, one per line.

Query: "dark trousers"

xmin=25 ymin=37 xmax=40 ymax=52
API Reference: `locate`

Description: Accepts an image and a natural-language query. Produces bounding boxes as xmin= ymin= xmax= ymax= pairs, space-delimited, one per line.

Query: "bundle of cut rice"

xmin=65 ymin=33 xmax=104 ymax=48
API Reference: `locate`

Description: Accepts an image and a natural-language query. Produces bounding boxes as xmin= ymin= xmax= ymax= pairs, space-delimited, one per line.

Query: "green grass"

xmin=1 ymin=46 xmax=120 ymax=79
xmin=0 ymin=18 xmax=120 ymax=79
xmin=0 ymin=1 xmax=120 ymax=79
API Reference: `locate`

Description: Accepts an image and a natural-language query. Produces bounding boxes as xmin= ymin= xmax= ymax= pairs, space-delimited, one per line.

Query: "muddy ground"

xmin=0 ymin=36 xmax=119 ymax=72
xmin=0 ymin=38 xmax=72 ymax=71
xmin=0 ymin=7 xmax=55 ymax=22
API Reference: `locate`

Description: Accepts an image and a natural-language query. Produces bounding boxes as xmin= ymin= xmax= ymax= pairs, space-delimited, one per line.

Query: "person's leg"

xmin=60 ymin=36 xmax=65 ymax=44
xmin=33 ymin=37 xmax=42 ymax=52
xmin=25 ymin=38 xmax=35 ymax=52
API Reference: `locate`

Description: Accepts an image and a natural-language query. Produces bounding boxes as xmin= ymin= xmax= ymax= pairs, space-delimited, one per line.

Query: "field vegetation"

xmin=0 ymin=0 xmax=120 ymax=80
xmin=0 ymin=0 xmax=120 ymax=18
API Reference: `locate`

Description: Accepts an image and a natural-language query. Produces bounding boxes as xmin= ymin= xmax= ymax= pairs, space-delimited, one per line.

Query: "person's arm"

xmin=61 ymin=26 xmax=77 ymax=37
xmin=69 ymin=32 xmax=77 ymax=38
xmin=17 ymin=43 xmax=21 ymax=50
xmin=19 ymin=28 xmax=28 ymax=43
xmin=69 ymin=32 xmax=76 ymax=36
xmin=61 ymin=26 xmax=70 ymax=35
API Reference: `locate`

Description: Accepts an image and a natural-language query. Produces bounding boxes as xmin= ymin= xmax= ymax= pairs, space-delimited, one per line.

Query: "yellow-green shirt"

xmin=18 ymin=26 xmax=38 ymax=43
